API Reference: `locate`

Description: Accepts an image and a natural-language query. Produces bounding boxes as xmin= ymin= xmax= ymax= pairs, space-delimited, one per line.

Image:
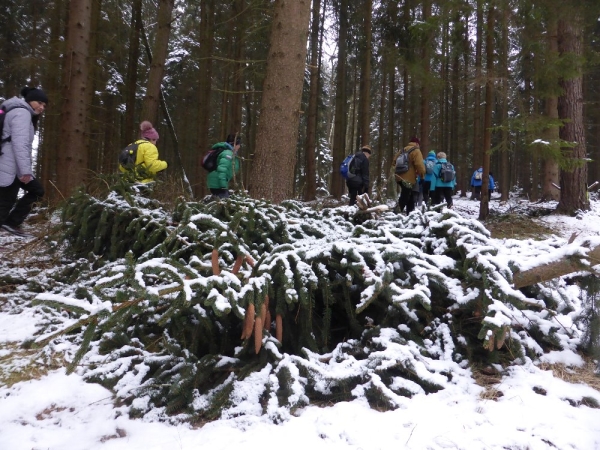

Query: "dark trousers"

xmin=0 ymin=177 xmax=45 ymax=227
xmin=422 ymin=180 xmax=432 ymax=205
xmin=471 ymin=185 xmax=481 ymax=200
xmin=397 ymin=183 xmax=415 ymax=214
xmin=432 ymin=187 xmax=453 ymax=207
xmin=210 ymin=188 xmax=229 ymax=199
xmin=347 ymin=183 xmax=365 ymax=206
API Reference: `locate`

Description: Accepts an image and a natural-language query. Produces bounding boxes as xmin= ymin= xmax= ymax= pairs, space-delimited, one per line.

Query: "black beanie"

xmin=226 ymin=133 xmax=241 ymax=145
xmin=21 ymin=87 xmax=49 ymax=105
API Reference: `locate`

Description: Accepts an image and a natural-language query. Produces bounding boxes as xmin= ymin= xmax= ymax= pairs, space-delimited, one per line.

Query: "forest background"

xmin=1 ymin=0 xmax=600 ymax=215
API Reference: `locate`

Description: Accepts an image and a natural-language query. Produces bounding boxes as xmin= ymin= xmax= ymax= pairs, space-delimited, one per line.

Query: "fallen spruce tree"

xmin=29 ymin=185 xmax=584 ymax=423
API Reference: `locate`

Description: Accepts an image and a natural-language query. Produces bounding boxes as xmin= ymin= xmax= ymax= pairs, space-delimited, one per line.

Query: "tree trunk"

xmin=331 ymin=0 xmax=348 ymax=199
xmin=141 ymin=0 xmax=175 ymax=126
xmin=85 ymin=0 xmax=103 ymax=174
xmin=230 ymin=0 xmax=246 ymax=134
xmin=55 ymin=0 xmax=92 ymax=198
xmin=513 ymin=242 xmax=600 ymax=289
xmin=459 ymin=8 xmax=470 ymax=198
xmin=303 ymin=0 xmax=322 ymax=202
xmin=479 ymin=3 xmax=495 ymax=220
xmin=375 ymin=50 xmax=387 ymax=199
xmin=472 ymin=0 xmax=484 ymax=171
xmin=40 ymin=0 xmax=65 ymax=202
xmin=420 ymin=0 xmax=431 ymax=154
xmin=499 ymin=3 xmax=509 ymax=201
xmin=125 ymin=0 xmax=142 ymax=145
xmin=248 ymin=0 xmax=311 ymax=203
xmin=450 ymin=10 xmax=461 ymax=192
xmin=556 ymin=16 xmax=589 ymax=214
xmin=194 ymin=0 xmax=214 ymax=198
xmin=387 ymin=64 xmax=396 ymax=199
xmin=357 ymin=0 xmax=372 ymax=148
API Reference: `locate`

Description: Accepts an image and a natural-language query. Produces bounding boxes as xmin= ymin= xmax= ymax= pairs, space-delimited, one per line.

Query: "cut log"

xmin=512 ymin=245 xmax=600 ymax=289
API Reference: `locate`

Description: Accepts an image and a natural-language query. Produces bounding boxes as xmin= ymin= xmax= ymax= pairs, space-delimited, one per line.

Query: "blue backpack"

xmin=340 ymin=154 xmax=358 ymax=180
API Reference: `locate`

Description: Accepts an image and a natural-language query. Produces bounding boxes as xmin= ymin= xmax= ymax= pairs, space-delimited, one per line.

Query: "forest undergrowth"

xmin=0 ymin=184 xmax=597 ymax=424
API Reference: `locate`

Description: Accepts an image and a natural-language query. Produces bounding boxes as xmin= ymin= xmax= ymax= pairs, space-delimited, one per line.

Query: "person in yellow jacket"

xmin=119 ymin=121 xmax=168 ymax=183
xmin=391 ymin=136 xmax=426 ymax=214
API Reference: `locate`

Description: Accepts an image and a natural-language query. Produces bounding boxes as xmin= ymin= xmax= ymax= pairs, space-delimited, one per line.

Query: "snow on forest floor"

xmin=1 ymin=192 xmax=600 ymax=450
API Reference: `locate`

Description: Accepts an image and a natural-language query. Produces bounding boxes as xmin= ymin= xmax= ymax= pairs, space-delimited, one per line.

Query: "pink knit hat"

xmin=140 ymin=121 xmax=159 ymax=140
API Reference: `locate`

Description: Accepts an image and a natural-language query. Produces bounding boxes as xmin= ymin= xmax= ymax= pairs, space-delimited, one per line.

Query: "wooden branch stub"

xmin=211 ymin=249 xmax=220 ymax=275
xmin=242 ymin=302 xmax=255 ymax=340
xmin=232 ymin=255 xmax=244 ymax=274
xmin=254 ymin=316 xmax=263 ymax=354
xmin=275 ymin=314 xmax=283 ymax=343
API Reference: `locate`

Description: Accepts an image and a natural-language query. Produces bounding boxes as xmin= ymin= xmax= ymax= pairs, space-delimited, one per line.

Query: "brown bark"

xmin=375 ymin=50 xmax=387 ymax=198
xmin=303 ymin=0 xmax=322 ymax=202
xmin=458 ymin=9 xmax=470 ymax=198
xmin=248 ymin=0 xmax=311 ymax=203
xmin=472 ymin=0 xmax=484 ymax=171
xmin=499 ymin=4 xmax=510 ymax=202
xmin=141 ymin=0 xmax=175 ymax=126
xmin=450 ymin=11 xmax=461 ymax=188
xmin=479 ymin=4 xmax=495 ymax=221
xmin=331 ymin=0 xmax=348 ymax=199
xmin=125 ymin=0 xmax=142 ymax=145
xmin=230 ymin=0 xmax=246 ymax=134
xmin=556 ymin=16 xmax=589 ymax=214
xmin=513 ymin=245 xmax=600 ymax=289
xmin=194 ymin=0 xmax=214 ymax=198
xmin=40 ymin=0 xmax=65 ymax=201
xmin=85 ymin=0 xmax=103 ymax=174
xmin=56 ymin=0 xmax=92 ymax=198
xmin=419 ymin=0 xmax=431 ymax=155
xmin=358 ymin=0 xmax=372 ymax=148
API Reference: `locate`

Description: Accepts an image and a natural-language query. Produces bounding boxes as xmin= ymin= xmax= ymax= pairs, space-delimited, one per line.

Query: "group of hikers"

xmin=117 ymin=121 xmax=242 ymax=201
xmin=345 ymin=136 xmax=497 ymax=212
xmin=0 ymin=86 xmax=497 ymax=238
xmin=0 ymin=86 xmax=243 ymax=236
xmin=346 ymin=136 xmax=458 ymax=213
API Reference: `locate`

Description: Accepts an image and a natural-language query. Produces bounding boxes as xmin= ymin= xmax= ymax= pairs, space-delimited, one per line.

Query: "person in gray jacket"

xmin=0 ymin=87 xmax=48 ymax=237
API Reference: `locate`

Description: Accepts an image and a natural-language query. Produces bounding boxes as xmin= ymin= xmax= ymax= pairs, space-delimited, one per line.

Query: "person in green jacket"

xmin=207 ymin=134 xmax=241 ymax=198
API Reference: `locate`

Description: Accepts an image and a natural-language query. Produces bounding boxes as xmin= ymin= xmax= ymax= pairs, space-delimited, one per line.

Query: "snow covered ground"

xmin=1 ymin=193 xmax=600 ymax=450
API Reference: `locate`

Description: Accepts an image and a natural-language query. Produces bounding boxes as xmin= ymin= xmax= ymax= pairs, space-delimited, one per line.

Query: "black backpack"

xmin=119 ymin=141 xmax=142 ymax=170
xmin=201 ymin=143 xmax=229 ymax=172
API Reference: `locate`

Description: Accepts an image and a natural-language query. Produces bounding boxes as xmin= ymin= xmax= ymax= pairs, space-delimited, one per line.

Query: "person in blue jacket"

xmin=471 ymin=166 xmax=483 ymax=200
xmin=488 ymin=171 xmax=496 ymax=201
xmin=431 ymin=152 xmax=456 ymax=208
xmin=422 ymin=150 xmax=437 ymax=206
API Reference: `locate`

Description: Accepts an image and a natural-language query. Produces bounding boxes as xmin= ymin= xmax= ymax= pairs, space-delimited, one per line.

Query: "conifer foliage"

xmin=33 ymin=186 xmax=577 ymax=423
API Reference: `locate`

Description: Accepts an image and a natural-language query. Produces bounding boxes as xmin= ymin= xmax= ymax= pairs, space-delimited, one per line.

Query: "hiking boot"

xmin=1 ymin=224 xmax=31 ymax=238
